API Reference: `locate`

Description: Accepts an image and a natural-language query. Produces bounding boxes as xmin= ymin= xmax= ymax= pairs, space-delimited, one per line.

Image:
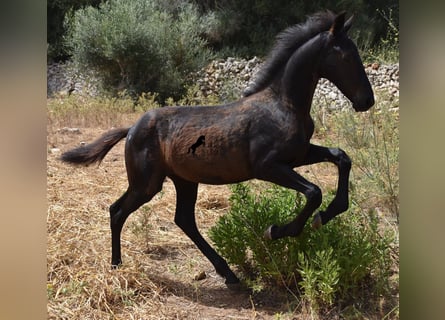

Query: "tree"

xmin=64 ymin=0 xmax=215 ymax=100
xmin=48 ymin=0 xmax=102 ymax=61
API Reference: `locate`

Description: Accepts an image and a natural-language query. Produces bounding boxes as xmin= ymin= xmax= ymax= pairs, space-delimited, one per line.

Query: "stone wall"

xmin=47 ymin=62 xmax=102 ymax=97
xmin=193 ymin=57 xmax=399 ymax=109
xmin=48 ymin=58 xmax=399 ymax=109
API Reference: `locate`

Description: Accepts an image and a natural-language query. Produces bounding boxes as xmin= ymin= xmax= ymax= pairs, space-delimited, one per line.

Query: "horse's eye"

xmin=333 ymin=46 xmax=352 ymax=63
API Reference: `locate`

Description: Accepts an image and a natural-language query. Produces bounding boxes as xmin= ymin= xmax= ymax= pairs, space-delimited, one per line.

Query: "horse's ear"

xmin=330 ymin=11 xmax=346 ymax=36
xmin=343 ymin=14 xmax=354 ymax=33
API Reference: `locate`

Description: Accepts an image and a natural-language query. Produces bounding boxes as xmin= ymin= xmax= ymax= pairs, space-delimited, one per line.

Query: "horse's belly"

xmin=167 ymin=150 xmax=252 ymax=185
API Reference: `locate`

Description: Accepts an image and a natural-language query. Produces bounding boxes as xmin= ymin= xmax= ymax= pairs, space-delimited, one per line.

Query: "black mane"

xmin=244 ymin=10 xmax=336 ymax=96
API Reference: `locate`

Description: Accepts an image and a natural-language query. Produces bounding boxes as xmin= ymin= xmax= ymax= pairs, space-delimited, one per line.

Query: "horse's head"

xmin=319 ymin=12 xmax=374 ymax=112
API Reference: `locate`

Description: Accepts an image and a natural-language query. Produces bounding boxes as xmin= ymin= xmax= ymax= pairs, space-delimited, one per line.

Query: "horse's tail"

xmin=61 ymin=127 xmax=130 ymax=166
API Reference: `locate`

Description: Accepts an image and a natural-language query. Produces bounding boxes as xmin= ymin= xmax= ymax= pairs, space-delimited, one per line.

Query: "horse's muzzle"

xmin=353 ymin=94 xmax=375 ymax=112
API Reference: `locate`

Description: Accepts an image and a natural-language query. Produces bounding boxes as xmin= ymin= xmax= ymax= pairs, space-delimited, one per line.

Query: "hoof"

xmin=264 ymin=225 xmax=276 ymax=240
xmin=311 ymin=213 xmax=322 ymax=230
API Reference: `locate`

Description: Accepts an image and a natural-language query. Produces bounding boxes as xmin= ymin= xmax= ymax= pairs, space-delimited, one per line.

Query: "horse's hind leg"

xmin=109 ymin=175 xmax=164 ymax=268
xmin=171 ymin=177 xmax=240 ymax=289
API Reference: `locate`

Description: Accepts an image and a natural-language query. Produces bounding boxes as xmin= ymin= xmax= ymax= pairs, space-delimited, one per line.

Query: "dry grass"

xmin=47 ymin=94 xmax=398 ymax=319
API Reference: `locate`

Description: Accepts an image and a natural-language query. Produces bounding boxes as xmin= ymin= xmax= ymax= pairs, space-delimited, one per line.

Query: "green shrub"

xmin=48 ymin=0 xmax=102 ymax=62
xmin=64 ymin=0 xmax=215 ymax=101
xmin=360 ymin=7 xmax=399 ymax=63
xmin=209 ymin=183 xmax=394 ymax=309
xmin=191 ymin=0 xmax=398 ymax=57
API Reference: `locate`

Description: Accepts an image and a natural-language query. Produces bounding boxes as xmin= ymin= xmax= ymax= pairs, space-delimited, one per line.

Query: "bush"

xmin=51 ymin=1 xmax=398 ymax=63
xmin=191 ymin=0 xmax=398 ymax=57
xmin=64 ymin=0 xmax=215 ymax=101
xmin=360 ymin=7 xmax=399 ymax=63
xmin=48 ymin=0 xmax=102 ymax=62
xmin=209 ymin=183 xmax=394 ymax=310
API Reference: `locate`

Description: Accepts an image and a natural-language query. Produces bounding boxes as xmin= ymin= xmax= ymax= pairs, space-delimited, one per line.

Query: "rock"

xmin=58 ymin=127 xmax=81 ymax=134
xmin=194 ymin=271 xmax=206 ymax=281
xmin=327 ymin=92 xmax=337 ymax=100
xmin=371 ymin=62 xmax=380 ymax=70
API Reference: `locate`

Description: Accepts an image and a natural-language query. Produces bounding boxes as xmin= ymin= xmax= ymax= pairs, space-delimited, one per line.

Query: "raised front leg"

xmin=258 ymin=164 xmax=322 ymax=240
xmin=171 ymin=177 xmax=241 ymax=289
xmin=302 ymin=144 xmax=352 ymax=228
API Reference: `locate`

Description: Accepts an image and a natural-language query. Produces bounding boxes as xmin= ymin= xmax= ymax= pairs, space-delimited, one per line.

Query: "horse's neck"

xmin=278 ymin=35 xmax=325 ymax=115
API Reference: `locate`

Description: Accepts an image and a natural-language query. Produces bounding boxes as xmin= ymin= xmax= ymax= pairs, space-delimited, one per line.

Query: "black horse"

xmin=61 ymin=11 xmax=374 ymax=289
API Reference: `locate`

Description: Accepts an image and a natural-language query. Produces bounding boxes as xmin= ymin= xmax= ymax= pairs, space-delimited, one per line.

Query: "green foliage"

xmin=48 ymin=0 xmax=102 ymax=61
xmin=50 ymin=1 xmax=398 ymax=62
xmin=64 ymin=0 xmax=215 ymax=101
xmin=51 ymin=1 xmax=397 ymax=101
xmin=209 ymin=183 xmax=394 ymax=309
xmin=360 ymin=7 xmax=399 ymax=63
xmin=297 ymin=248 xmax=339 ymax=308
xmin=191 ymin=0 xmax=398 ymax=57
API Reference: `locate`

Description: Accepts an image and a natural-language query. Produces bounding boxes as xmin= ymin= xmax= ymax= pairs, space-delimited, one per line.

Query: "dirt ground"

xmin=47 ymin=117 xmax=395 ymax=319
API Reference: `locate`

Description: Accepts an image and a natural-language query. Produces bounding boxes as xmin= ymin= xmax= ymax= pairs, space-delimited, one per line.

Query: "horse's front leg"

xmin=302 ymin=144 xmax=352 ymax=228
xmin=258 ymin=164 xmax=322 ymax=240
